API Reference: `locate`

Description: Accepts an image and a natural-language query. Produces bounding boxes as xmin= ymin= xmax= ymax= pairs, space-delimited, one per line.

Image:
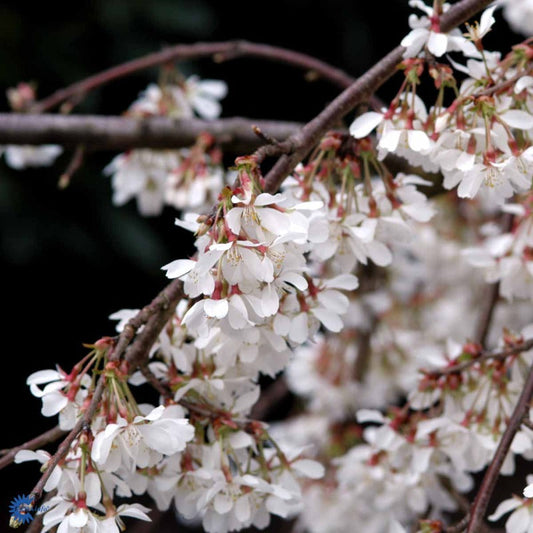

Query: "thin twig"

xmin=29 ymin=376 xmax=106 ymax=501
xmin=0 ymin=426 xmax=66 ymax=471
xmin=58 ymin=144 xmax=85 ymax=189
xmin=426 ymin=338 xmax=533 ymax=378
xmin=467 ymin=361 xmax=533 ymax=532
xmin=24 ymin=514 xmax=44 ymax=533
xmin=474 ymin=282 xmax=501 ymax=347
xmin=353 ymin=319 xmax=377 ymax=382
xmin=31 ymin=41 xmax=355 ymax=114
xmin=123 ymin=280 xmax=183 ymax=369
xmin=446 ymin=513 xmax=470 ymax=533
xmin=140 ymin=364 xmax=172 ymax=400
xmin=473 ymin=214 xmax=514 ymax=346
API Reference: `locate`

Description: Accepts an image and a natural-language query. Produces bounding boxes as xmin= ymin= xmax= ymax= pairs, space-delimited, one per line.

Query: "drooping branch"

xmin=29 ymin=376 xmax=106 ymax=501
xmin=0 ymin=426 xmax=66 ymax=471
xmin=123 ymin=280 xmax=183 ymax=369
xmin=0 ymin=113 xmax=302 ymax=152
xmin=14 ymin=0 xmax=497 ymax=518
xmin=31 ymin=41 xmax=355 ymax=114
xmin=27 ymin=278 xmax=184 ymax=502
xmin=262 ymin=0 xmax=495 ymax=192
xmin=466 ymin=361 xmax=533 ymax=532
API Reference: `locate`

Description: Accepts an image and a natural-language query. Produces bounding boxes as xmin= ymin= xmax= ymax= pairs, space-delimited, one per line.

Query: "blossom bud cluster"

xmin=104 ymin=75 xmax=229 ymax=216
xmin=351 ymin=4 xmax=533 ymax=205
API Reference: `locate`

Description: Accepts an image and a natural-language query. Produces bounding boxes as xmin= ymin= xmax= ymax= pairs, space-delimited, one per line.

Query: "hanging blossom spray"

xmin=9 ymin=1 xmax=533 ymax=533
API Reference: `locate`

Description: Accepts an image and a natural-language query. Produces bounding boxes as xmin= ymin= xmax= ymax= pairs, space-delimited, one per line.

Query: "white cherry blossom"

xmin=91 ymin=405 xmax=194 ymax=472
xmin=3 ymin=144 xmax=62 ymax=169
xmin=401 ymin=1 xmax=478 ymax=58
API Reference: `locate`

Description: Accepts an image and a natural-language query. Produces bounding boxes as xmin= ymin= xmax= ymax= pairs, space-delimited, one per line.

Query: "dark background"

xmin=0 ymin=1 xmax=522 ymax=531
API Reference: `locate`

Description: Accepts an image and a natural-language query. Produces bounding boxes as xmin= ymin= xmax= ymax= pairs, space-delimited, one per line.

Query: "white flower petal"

xmin=254 ymin=193 xmax=284 ymax=206
xmin=323 ymin=274 xmax=359 ymax=291
xmin=349 ymin=112 xmax=384 ymax=139
xmin=311 ymin=307 xmax=343 ymax=332
xmin=427 ymin=31 xmax=448 ymax=57
xmin=204 ymin=298 xmax=229 ymax=319
xmin=69 ymin=509 xmax=88 ymax=528
xmin=26 ymin=369 xmax=61 ymax=386
xmin=214 ymin=493 xmax=233 ymax=514
xmin=41 ymin=392 xmax=69 ymax=417
xmin=357 ymin=409 xmax=385 ymax=423
xmin=291 ymin=459 xmax=325 ymax=479
xmin=516 ymin=76 xmax=533 ymax=94
xmin=117 ymin=503 xmax=152 ymax=521
xmin=161 ymin=259 xmax=195 ymax=279
xmin=502 ymin=110 xmax=533 ymax=130
xmin=235 ymin=496 xmax=251 ymax=522
xmin=407 ymin=130 xmax=431 ymax=151
xmin=488 ymin=498 xmax=522 ymax=521
xmin=14 ymin=449 xmax=49 ymax=464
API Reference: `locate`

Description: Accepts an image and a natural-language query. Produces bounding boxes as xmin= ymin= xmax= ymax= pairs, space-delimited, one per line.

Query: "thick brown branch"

xmin=123 ymin=280 xmax=183 ymax=369
xmin=467 ymin=361 xmax=533 ymax=532
xmin=263 ymin=0 xmax=495 ymax=192
xmin=0 ymin=426 xmax=66 ymax=471
xmin=31 ymin=41 xmax=355 ymax=114
xmin=0 ymin=113 xmax=302 ymax=152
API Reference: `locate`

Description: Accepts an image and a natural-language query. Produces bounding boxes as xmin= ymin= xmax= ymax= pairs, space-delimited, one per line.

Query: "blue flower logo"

xmin=9 ymin=494 xmax=34 ymax=525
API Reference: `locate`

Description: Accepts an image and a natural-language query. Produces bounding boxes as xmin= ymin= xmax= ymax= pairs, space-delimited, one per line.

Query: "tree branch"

xmin=0 ymin=113 xmax=303 ymax=152
xmin=27 ymin=279 xmax=183 ymax=502
xmin=426 ymin=338 xmax=533 ymax=378
xmin=262 ymin=0 xmax=495 ymax=192
xmin=31 ymin=40 xmax=355 ymax=114
xmin=123 ymin=280 xmax=183 ymax=369
xmin=473 ymin=214 xmax=514 ymax=346
xmin=29 ymin=376 xmax=106 ymax=501
xmin=466 ymin=361 xmax=533 ymax=532
xmin=0 ymin=426 xmax=66 ymax=471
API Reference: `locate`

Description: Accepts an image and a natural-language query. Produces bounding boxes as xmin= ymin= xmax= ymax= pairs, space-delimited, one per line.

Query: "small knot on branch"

xmin=252 ymin=124 xmax=298 ymax=164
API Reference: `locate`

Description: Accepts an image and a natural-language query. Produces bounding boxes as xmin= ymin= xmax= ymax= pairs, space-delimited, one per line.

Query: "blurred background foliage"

xmin=0 ymin=1 xmax=522 ymax=530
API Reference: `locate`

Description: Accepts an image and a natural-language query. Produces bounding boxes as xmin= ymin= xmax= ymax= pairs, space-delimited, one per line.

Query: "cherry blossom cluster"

xmin=104 ymin=76 xmax=229 ymax=216
xmin=265 ymin=5 xmax=533 ymax=531
xmin=279 ymin=323 xmax=533 ymax=533
xmin=351 ymin=4 xmax=533 ymax=204
xmin=20 ymin=332 xmax=325 ymax=533
xmin=1 ymin=83 xmax=63 ymax=170
xmin=13 ymin=2 xmax=533 ymax=533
